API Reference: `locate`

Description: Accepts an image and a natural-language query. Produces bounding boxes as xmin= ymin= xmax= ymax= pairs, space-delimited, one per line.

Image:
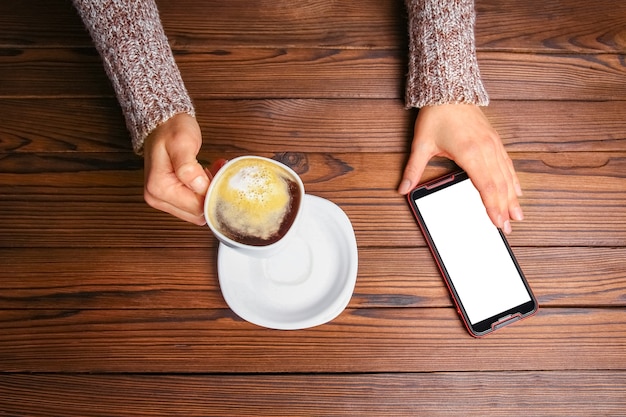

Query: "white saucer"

xmin=217 ymin=194 xmax=358 ymax=330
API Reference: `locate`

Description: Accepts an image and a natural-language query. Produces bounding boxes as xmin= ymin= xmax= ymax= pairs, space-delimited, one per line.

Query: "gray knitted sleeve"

xmin=405 ymin=0 xmax=489 ymax=108
xmin=73 ymin=0 xmax=195 ymax=154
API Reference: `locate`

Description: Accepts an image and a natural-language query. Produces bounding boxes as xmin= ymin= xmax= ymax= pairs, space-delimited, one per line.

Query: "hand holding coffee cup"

xmin=204 ymin=156 xmax=305 ymax=257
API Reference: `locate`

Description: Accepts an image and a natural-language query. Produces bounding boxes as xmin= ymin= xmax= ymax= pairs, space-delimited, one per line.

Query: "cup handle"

xmin=206 ymin=158 xmax=228 ymax=180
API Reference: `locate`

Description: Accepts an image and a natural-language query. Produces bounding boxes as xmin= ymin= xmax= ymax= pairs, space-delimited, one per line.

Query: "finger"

xmin=477 ymin=142 xmax=522 ymax=233
xmin=150 ymin=159 xmax=227 ymax=225
xmin=494 ymin=150 xmax=518 ymax=234
xmin=510 ymin=160 xmax=523 ymax=197
xmin=144 ymin=173 xmax=207 ymax=216
xmin=174 ymin=158 xmax=210 ymax=196
xmin=398 ymin=141 xmax=434 ymax=194
xmin=461 ymin=141 xmax=511 ymax=231
xmin=144 ymin=150 xmax=207 ymax=220
xmin=141 ymin=114 xmax=210 ymax=225
xmin=165 ymin=136 xmax=210 ymax=196
xmin=500 ymin=150 xmax=524 ymax=222
xmin=145 ymin=191 xmax=207 ymax=226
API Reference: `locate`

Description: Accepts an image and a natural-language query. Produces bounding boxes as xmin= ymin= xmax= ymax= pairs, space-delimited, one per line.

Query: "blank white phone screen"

xmin=414 ymin=178 xmax=531 ymax=324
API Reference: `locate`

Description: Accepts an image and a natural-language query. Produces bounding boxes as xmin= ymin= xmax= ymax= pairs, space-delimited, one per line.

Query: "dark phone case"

xmin=406 ymin=171 xmax=538 ymax=337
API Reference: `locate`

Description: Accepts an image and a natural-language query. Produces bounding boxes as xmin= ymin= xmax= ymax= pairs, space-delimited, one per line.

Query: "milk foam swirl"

xmin=208 ymin=159 xmax=292 ymax=242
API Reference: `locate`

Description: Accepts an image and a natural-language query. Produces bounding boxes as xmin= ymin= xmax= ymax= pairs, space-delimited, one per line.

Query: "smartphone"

xmin=407 ymin=171 xmax=538 ymax=337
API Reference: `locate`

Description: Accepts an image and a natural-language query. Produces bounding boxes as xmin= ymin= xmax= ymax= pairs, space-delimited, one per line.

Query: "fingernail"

xmin=497 ymin=214 xmax=504 ymax=228
xmin=190 ymin=175 xmax=209 ymax=194
xmin=398 ymin=179 xmax=412 ymax=194
xmin=515 ymin=182 xmax=523 ymax=197
xmin=503 ymin=220 xmax=512 ymax=235
xmin=512 ymin=206 xmax=524 ymax=221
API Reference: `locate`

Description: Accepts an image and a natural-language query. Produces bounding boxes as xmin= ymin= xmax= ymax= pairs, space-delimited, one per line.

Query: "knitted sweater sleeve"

xmin=404 ymin=0 xmax=489 ymax=108
xmin=72 ymin=0 xmax=195 ymax=154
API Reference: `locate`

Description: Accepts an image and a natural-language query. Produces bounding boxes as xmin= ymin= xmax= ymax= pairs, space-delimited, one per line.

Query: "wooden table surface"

xmin=1 ymin=0 xmax=625 ymax=415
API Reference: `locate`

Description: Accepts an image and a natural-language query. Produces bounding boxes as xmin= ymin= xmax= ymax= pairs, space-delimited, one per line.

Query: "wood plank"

xmin=1 ymin=152 xmax=625 ymax=248
xmin=200 ymin=99 xmax=626 ymax=153
xmin=2 ymin=0 xmax=624 ymax=54
xmin=0 ymin=0 xmax=90 ymax=48
xmin=485 ymin=101 xmax=626 ymax=153
xmin=0 ymin=0 xmax=406 ymax=50
xmin=0 ymin=371 xmax=624 ymax=416
xmin=0 ymin=98 xmax=130 ymax=153
xmin=2 ymin=99 xmax=625 ymax=154
xmin=2 ymin=49 xmax=626 ymax=101
xmin=157 ymin=0 xmax=408 ymax=51
xmin=0 ymin=247 xmax=624 ymax=310
xmin=476 ymin=0 xmax=626 ymax=53
xmin=0 ymin=308 xmax=624 ymax=373
xmin=0 ymin=48 xmax=402 ymax=99
xmin=479 ymin=52 xmax=626 ymax=101
xmin=0 ymin=48 xmax=113 ymax=97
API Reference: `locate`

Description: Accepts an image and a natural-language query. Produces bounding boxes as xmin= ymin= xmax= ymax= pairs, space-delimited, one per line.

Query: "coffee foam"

xmin=209 ymin=159 xmax=292 ymax=241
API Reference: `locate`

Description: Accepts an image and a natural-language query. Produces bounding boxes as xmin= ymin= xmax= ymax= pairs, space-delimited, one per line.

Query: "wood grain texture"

xmin=1 ymin=0 xmax=625 ymax=415
xmin=0 ymin=308 xmax=625 ymax=373
xmin=476 ymin=0 xmax=626 ymax=52
xmin=3 ymin=49 xmax=626 ymax=100
xmin=1 ymin=371 xmax=625 ymax=417
xmin=0 ymin=247 xmax=624 ymax=310
xmin=1 ymin=152 xmax=625 ymax=248
xmin=2 ymin=0 xmax=624 ymax=53
xmin=2 ymin=99 xmax=625 ymax=154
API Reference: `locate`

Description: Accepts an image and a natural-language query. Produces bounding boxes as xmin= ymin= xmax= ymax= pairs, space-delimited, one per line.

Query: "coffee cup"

xmin=204 ymin=156 xmax=305 ymax=257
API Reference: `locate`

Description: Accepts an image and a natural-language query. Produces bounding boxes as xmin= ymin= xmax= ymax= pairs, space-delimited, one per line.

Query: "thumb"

xmin=398 ymin=143 xmax=432 ymax=195
xmin=167 ymin=140 xmax=210 ymax=196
